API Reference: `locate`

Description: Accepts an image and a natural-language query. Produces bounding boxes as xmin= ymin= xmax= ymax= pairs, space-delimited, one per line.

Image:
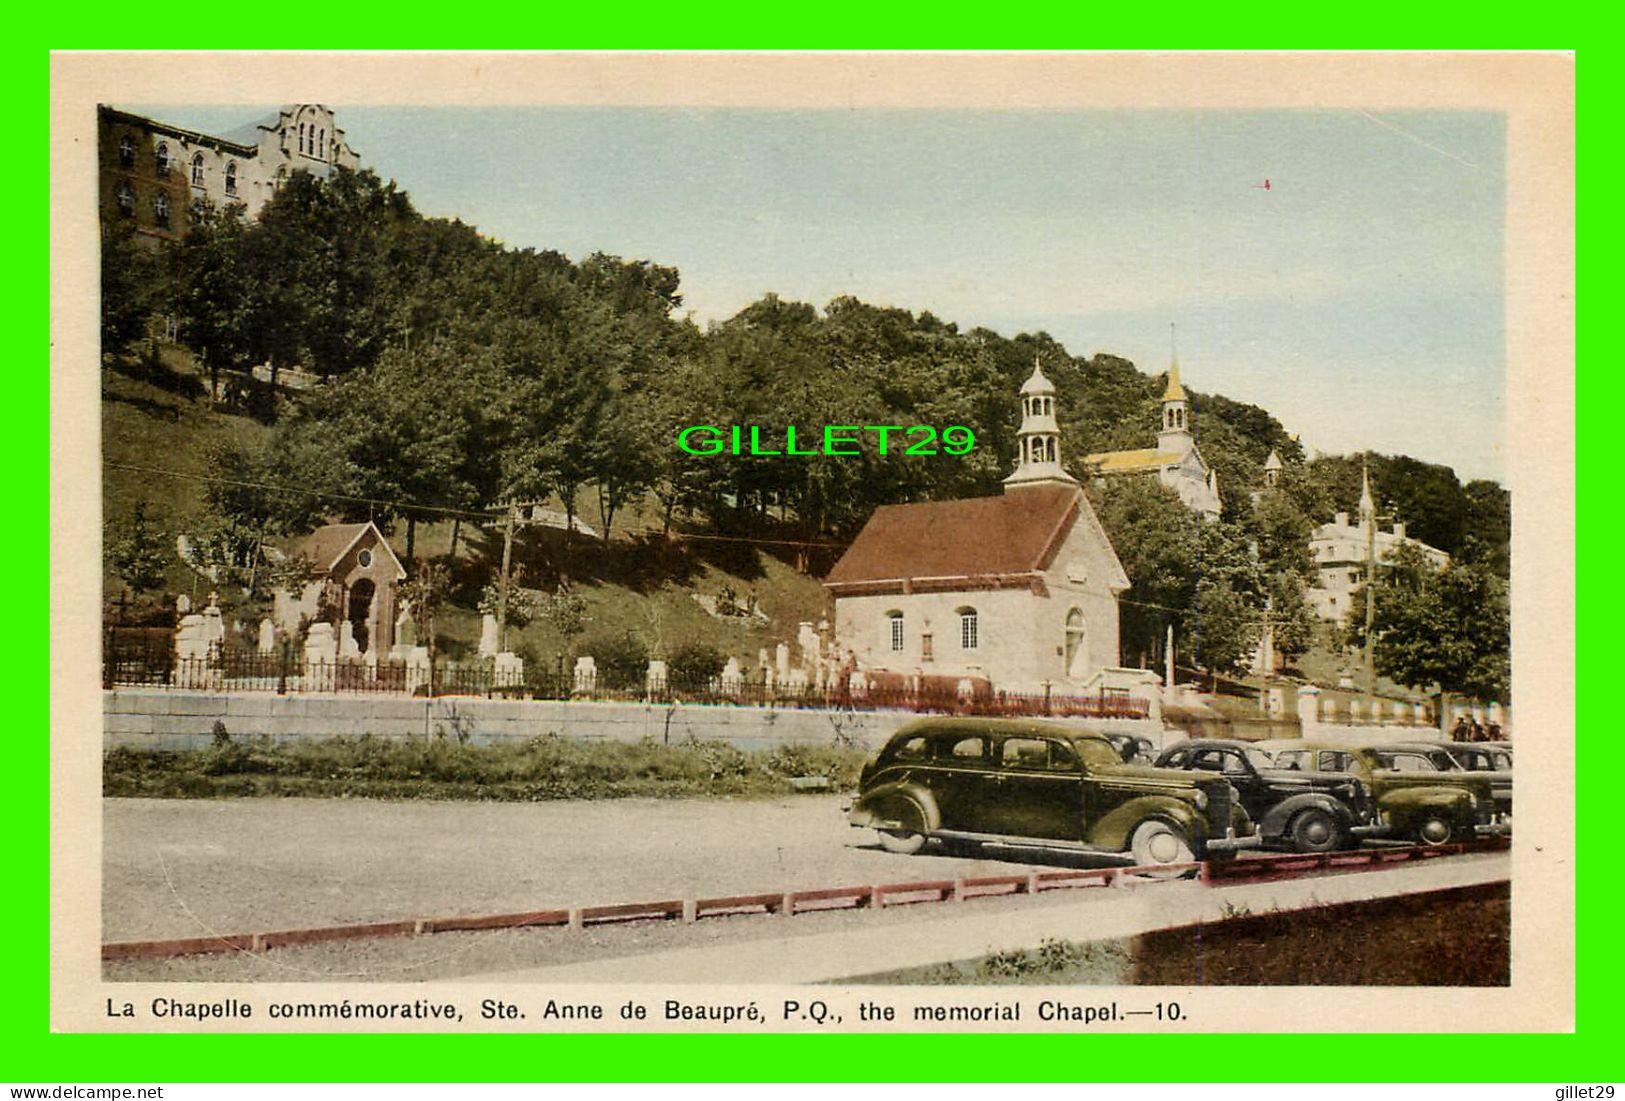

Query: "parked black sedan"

xmin=1153 ymin=738 xmax=1383 ymax=853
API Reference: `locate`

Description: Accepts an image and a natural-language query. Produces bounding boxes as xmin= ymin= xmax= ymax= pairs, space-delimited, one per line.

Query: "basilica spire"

xmin=1003 ymin=357 xmax=1079 ymax=491
xmin=1157 ymin=345 xmax=1192 ymax=455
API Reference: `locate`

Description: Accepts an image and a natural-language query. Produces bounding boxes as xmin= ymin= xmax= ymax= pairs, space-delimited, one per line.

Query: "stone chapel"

xmin=825 ymin=361 xmax=1151 ymax=696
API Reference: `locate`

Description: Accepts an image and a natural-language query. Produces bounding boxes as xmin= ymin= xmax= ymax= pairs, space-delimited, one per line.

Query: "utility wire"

xmin=102 ymin=459 xmax=850 ymax=549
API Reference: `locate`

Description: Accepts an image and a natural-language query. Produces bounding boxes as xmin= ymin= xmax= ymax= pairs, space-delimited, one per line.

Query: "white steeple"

xmin=1358 ymin=463 xmax=1375 ymax=527
xmin=1004 ymin=357 xmax=1079 ymax=491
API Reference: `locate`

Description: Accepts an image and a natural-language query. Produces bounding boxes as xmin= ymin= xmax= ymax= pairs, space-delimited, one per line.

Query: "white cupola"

xmin=1003 ymin=357 xmax=1079 ymax=491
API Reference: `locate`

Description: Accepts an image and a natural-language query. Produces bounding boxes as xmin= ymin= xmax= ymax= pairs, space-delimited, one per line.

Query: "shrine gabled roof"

xmin=825 ymin=485 xmax=1082 ymax=587
xmin=292 ymin=521 xmax=406 ymax=580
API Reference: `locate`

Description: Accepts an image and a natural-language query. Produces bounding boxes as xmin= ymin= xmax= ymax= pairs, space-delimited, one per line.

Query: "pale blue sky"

xmin=136 ymin=105 xmax=1506 ymax=482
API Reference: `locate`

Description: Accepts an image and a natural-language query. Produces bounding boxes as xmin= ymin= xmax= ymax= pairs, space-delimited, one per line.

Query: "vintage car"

xmin=1431 ymin=742 xmax=1514 ymax=819
xmin=1438 ymin=742 xmax=1514 ymax=772
xmin=847 ymin=717 xmax=1260 ymax=867
xmin=1268 ymin=742 xmax=1507 ymax=844
xmin=1153 ymin=738 xmax=1386 ymax=853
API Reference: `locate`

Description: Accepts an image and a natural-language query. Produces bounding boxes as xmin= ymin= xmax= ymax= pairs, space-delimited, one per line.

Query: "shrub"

xmin=585 ymin=631 xmax=649 ymax=690
xmin=667 ymin=642 xmax=725 ymax=693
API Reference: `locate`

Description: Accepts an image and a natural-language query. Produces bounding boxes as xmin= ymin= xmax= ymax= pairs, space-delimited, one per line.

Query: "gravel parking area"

xmin=103 ymin=795 xmax=1126 ymax=949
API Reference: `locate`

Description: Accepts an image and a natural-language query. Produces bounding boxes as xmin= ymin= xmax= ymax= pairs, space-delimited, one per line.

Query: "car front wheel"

xmin=1129 ymin=819 xmax=1195 ymax=871
xmin=1289 ymin=808 xmax=1346 ymax=853
xmin=1416 ymin=813 xmax=1456 ymax=846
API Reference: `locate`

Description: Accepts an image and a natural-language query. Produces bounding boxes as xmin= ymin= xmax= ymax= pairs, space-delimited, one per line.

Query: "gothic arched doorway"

xmin=348 ymin=579 xmax=376 ymax=654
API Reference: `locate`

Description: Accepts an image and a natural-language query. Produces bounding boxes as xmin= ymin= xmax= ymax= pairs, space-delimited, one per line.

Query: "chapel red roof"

xmin=824 ymin=485 xmax=1081 ymax=588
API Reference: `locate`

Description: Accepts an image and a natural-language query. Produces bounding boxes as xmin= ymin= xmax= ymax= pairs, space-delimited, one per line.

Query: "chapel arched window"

xmin=957 ymin=607 xmax=978 ymax=650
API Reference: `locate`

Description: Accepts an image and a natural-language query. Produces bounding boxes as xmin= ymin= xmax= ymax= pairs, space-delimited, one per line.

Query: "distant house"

xmin=1083 ymin=360 xmax=1222 ymax=520
xmin=825 ymin=362 xmax=1147 ymax=696
xmin=1307 ymin=468 xmax=1450 ymax=622
xmin=272 ymin=521 xmax=406 ymax=656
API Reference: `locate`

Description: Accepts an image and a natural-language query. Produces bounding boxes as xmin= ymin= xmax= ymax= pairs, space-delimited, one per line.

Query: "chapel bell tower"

xmin=1003 ymin=358 xmax=1079 ymax=491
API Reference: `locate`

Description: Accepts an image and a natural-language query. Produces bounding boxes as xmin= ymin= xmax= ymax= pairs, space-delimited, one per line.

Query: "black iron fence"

xmin=102 ymin=642 xmax=1150 ymax=719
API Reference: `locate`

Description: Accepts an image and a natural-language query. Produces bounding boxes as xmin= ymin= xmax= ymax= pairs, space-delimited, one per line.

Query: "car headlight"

xmin=1193 ymin=789 xmax=1208 ymax=810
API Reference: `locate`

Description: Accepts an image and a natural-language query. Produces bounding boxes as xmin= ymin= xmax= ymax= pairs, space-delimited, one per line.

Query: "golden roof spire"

xmin=1163 ymin=322 xmax=1187 ymax=401
xmin=1162 ymin=361 xmax=1187 ymax=402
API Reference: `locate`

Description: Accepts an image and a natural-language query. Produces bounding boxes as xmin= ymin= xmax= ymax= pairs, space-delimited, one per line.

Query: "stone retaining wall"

xmin=103 ymin=689 xmax=1167 ymax=752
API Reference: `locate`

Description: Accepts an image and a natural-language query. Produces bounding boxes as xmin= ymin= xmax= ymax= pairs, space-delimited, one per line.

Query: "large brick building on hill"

xmin=98 ymin=104 xmax=361 ymax=243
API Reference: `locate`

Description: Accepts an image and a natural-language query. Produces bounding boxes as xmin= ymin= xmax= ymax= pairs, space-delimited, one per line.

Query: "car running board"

xmin=928 ymin=829 xmax=1140 ymax=864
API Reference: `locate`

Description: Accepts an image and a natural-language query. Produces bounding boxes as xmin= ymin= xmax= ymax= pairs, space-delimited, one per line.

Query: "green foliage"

xmin=1265 ymin=571 xmax=1319 ymax=662
xmin=584 ymin=630 xmax=649 ymax=689
xmin=1349 ymin=543 xmax=1511 ymax=700
xmin=1093 ymin=478 xmax=1199 ymax=667
xmin=667 ymin=642 xmax=726 ymax=692
xmin=106 ymin=501 xmax=169 ymax=593
xmin=477 ymin=572 xmax=537 ymax=631
xmin=1191 ymin=578 xmax=1261 ymax=677
xmin=102 ymin=734 xmax=871 ymax=801
xmin=537 ymin=587 xmax=589 ymax=644
xmin=100 ymin=221 xmax=169 ymax=357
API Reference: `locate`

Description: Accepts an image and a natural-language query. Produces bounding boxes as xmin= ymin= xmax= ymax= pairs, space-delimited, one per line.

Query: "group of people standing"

xmin=1450 ymin=714 xmax=1505 ymax=743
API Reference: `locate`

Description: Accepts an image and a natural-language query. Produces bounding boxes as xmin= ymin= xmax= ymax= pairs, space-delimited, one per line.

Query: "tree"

xmin=1190 ymin=578 xmax=1260 ymax=680
xmin=173 ymin=204 xmax=254 ymax=398
xmin=1459 ymin=478 xmax=1511 ymax=578
xmin=100 ymin=222 xmax=166 ymax=359
xmin=537 ymin=586 xmax=589 ymax=654
xmin=107 ymin=501 xmax=169 ymax=593
xmin=1093 ymin=479 xmax=1199 ymax=668
xmin=1265 ymin=570 xmax=1319 ymax=665
xmin=1349 ymin=543 xmax=1510 ymax=701
xmin=398 ymin=558 xmax=450 ymax=695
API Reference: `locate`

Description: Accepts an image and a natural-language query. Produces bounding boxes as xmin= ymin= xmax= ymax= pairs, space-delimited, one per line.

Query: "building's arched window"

xmin=1064 ymin=608 xmax=1088 ymax=678
xmin=118 ymin=134 xmax=135 ymax=167
xmin=116 ymin=181 xmax=134 ymax=216
xmin=298 ymin=123 xmax=305 ymax=154
xmin=190 ymin=153 xmax=204 ymax=186
xmin=957 ymin=606 xmax=978 ymax=650
xmin=275 ymin=165 xmax=287 ymax=188
xmin=154 ymin=142 xmax=170 ymax=177
xmin=887 ymin=611 xmax=904 ymax=652
xmin=224 ymin=162 xmax=237 ymax=196
xmin=318 ymin=128 xmax=325 ymax=159
xmin=152 ymin=191 xmax=170 ymax=228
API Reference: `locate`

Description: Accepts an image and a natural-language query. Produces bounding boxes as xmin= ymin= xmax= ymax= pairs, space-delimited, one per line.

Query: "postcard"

xmin=51 ymin=51 xmax=1574 ymax=1033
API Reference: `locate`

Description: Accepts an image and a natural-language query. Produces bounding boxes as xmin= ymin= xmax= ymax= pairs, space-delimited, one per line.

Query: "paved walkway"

xmin=465 ymin=852 xmax=1510 ymax=984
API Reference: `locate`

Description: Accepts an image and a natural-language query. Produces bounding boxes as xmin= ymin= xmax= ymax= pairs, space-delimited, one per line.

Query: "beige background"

xmin=50 ymin=51 xmax=1575 ymax=1033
